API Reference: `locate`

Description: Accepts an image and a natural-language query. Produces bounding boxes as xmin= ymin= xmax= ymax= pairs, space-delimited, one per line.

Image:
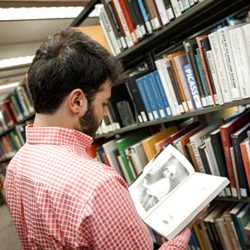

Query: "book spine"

xmin=153 ymin=71 xmax=172 ymax=117
xmin=217 ymin=27 xmax=241 ymax=100
xmin=144 ymin=0 xmax=162 ymax=30
xmin=170 ymin=0 xmax=182 ymax=17
xmin=112 ymin=0 xmax=135 ymax=47
xmin=208 ymin=32 xmax=232 ymax=103
xmin=155 ymin=0 xmax=170 ymax=26
xmin=205 ymin=50 xmax=224 ymax=105
xmin=220 ymin=127 xmax=238 ymax=197
xmin=135 ymin=77 xmax=154 ymax=120
xmin=195 ymin=48 xmax=213 ymax=106
xmin=197 ymin=37 xmax=217 ymax=106
xmin=163 ymin=0 xmax=175 ymax=20
xmin=99 ymin=6 xmax=121 ymax=55
xmin=104 ymin=0 xmax=128 ymax=49
xmin=183 ymin=63 xmax=203 ymax=110
xmin=137 ymin=0 xmax=153 ymax=34
xmin=144 ymin=73 xmax=163 ymax=119
xmin=240 ymin=142 xmax=250 ymax=192
xmin=231 ymin=134 xmax=249 ymax=198
xmin=173 ymin=54 xmax=195 ymax=111
xmin=229 ymin=27 xmax=250 ymax=99
xmin=118 ymin=0 xmax=138 ymax=44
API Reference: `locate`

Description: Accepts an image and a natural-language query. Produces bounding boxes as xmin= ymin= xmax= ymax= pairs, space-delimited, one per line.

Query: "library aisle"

xmin=0 ymin=204 xmax=21 ymax=250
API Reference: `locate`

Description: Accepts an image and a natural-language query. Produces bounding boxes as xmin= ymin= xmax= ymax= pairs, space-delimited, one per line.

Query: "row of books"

xmin=96 ymin=0 xmax=203 ymax=55
xmin=95 ymin=21 xmax=250 ymax=135
xmin=186 ymin=201 xmax=250 ymax=250
xmin=0 ymin=82 xmax=34 ymax=134
xmin=0 ymin=125 xmax=26 ymax=162
xmin=91 ymin=107 xmax=250 ymax=199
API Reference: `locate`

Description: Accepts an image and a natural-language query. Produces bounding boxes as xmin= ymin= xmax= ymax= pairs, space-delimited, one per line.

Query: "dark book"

xmin=125 ymin=0 xmax=146 ymax=39
xmin=103 ymin=0 xmax=127 ymax=50
xmin=125 ymin=74 xmax=149 ymax=123
xmin=210 ymin=128 xmax=231 ymax=196
xmin=183 ymin=40 xmax=205 ymax=104
xmin=198 ymin=143 xmax=211 ymax=175
xmin=163 ymin=0 xmax=175 ymax=21
xmin=231 ymin=122 xmax=250 ymax=198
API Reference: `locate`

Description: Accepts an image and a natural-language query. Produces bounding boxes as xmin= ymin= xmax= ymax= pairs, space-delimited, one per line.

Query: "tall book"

xmin=220 ymin=109 xmax=250 ymax=197
xmin=231 ymin=122 xmax=250 ymax=198
xmin=217 ymin=26 xmax=241 ymax=100
xmin=229 ymin=25 xmax=250 ymax=99
xmin=240 ymin=139 xmax=250 ymax=192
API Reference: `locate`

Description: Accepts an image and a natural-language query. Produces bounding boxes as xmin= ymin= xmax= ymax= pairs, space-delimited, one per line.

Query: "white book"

xmin=155 ymin=58 xmax=180 ymax=116
xmin=217 ymin=26 xmax=241 ymax=100
xmin=170 ymin=0 xmax=182 ymax=17
xmin=155 ymin=0 xmax=170 ymax=26
xmin=173 ymin=54 xmax=195 ymax=111
xmin=230 ymin=24 xmax=250 ymax=99
xmin=205 ymin=50 xmax=224 ymax=105
xmin=98 ymin=5 xmax=121 ymax=56
xmin=208 ymin=31 xmax=232 ymax=103
xmin=129 ymin=145 xmax=229 ymax=240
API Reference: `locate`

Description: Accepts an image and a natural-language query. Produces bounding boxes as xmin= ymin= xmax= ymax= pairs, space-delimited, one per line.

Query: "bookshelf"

xmin=117 ymin=0 xmax=250 ymax=69
xmin=92 ymin=1 xmax=250 ymax=248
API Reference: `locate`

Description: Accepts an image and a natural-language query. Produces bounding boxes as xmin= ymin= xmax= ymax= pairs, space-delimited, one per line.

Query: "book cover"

xmin=129 ymin=145 xmax=229 ymax=240
xmin=240 ymin=139 xmax=250 ymax=192
xmin=142 ymin=126 xmax=177 ymax=161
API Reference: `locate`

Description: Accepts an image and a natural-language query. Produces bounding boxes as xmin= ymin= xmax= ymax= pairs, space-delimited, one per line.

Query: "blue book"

xmin=142 ymin=74 xmax=160 ymax=120
xmin=135 ymin=77 xmax=154 ymax=121
xmin=183 ymin=63 xmax=203 ymax=110
xmin=146 ymin=73 xmax=166 ymax=119
xmin=153 ymin=70 xmax=172 ymax=117
xmin=137 ymin=0 xmax=153 ymax=34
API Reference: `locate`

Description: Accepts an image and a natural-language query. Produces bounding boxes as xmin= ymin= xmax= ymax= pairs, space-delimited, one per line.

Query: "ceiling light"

xmin=0 ymin=6 xmax=85 ymax=20
xmin=0 ymin=55 xmax=34 ymax=69
xmin=0 ymin=82 xmax=20 ymax=91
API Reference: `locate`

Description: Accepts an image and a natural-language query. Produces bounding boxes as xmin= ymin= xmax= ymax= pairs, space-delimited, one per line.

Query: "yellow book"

xmin=142 ymin=126 xmax=177 ymax=161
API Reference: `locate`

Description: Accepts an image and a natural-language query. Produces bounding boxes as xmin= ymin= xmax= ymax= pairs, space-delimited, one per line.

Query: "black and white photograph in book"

xmin=138 ymin=155 xmax=190 ymax=212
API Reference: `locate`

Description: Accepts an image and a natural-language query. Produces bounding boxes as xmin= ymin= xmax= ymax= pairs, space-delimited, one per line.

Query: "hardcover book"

xmin=129 ymin=145 xmax=229 ymax=240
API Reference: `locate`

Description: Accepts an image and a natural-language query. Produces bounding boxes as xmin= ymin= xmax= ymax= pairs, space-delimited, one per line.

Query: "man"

xmin=4 ymin=29 xmax=192 ymax=249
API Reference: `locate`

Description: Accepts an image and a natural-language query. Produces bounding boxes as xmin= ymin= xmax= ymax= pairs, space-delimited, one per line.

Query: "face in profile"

xmin=79 ymin=80 xmax=111 ymax=137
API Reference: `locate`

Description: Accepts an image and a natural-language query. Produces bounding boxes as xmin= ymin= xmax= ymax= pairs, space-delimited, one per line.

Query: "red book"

xmin=240 ymin=139 xmax=250 ymax=192
xmin=2 ymin=99 xmax=17 ymax=124
xmin=220 ymin=109 xmax=250 ymax=197
xmin=118 ymin=0 xmax=138 ymax=44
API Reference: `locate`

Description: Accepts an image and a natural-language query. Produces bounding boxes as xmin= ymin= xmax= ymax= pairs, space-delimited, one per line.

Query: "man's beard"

xmin=79 ymin=104 xmax=101 ymax=138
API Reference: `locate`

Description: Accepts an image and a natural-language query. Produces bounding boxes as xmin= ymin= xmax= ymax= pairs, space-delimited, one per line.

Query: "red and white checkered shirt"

xmin=4 ymin=125 xmax=190 ymax=249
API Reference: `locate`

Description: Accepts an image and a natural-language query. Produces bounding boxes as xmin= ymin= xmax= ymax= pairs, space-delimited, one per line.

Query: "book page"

xmin=144 ymin=172 xmax=229 ymax=240
xmin=129 ymin=145 xmax=194 ymax=218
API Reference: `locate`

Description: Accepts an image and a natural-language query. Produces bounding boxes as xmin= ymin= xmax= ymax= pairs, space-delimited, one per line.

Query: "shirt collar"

xmin=26 ymin=124 xmax=93 ymax=149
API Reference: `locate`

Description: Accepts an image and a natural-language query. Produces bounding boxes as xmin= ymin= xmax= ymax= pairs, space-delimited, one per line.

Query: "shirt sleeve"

xmin=159 ymin=228 xmax=191 ymax=250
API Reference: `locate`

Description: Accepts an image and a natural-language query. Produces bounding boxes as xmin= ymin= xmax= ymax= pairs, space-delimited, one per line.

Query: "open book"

xmin=129 ymin=145 xmax=229 ymax=240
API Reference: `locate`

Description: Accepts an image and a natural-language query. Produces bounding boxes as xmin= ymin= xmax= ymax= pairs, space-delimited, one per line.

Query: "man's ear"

xmin=67 ymin=89 xmax=88 ymax=116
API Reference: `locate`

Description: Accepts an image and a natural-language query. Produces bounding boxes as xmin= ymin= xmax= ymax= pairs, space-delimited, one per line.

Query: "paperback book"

xmin=129 ymin=145 xmax=229 ymax=240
